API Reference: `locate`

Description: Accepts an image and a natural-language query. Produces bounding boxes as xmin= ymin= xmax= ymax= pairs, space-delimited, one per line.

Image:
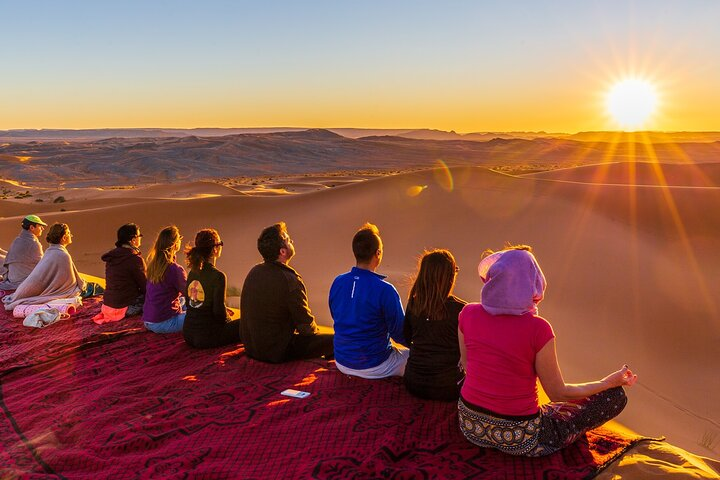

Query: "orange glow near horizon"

xmin=2 ymin=73 xmax=718 ymax=133
xmin=3 ymin=56 xmax=717 ymax=133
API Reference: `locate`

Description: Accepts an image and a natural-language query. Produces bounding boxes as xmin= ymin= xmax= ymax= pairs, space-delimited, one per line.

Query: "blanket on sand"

xmin=2 ymin=244 xmax=84 ymax=310
xmin=0 ymin=299 xmax=651 ymax=479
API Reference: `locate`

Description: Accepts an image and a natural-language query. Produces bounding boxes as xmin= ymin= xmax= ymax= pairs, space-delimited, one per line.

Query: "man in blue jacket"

xmin=329 ymin=223 xmax=409 ymax=379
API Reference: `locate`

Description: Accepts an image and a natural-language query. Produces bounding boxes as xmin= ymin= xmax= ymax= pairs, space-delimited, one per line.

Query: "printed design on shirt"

xmin=188 ymin=280 xmax=205 ymax=308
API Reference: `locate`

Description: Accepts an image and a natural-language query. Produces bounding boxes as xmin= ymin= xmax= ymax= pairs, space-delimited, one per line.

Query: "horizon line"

xmin=3 ymin=127 xmax=720 ymax=135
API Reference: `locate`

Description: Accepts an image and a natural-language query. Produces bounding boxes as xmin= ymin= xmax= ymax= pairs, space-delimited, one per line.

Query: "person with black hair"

xmin=182 ymin=229 xmax=240 ymax=349
xmin=0 ymin=214 xmax=47 ymax=291
xmin=240 ymin=222 xmax=333 ymax=363
xmin=100 ymin=223 xmax=146 ymax=317
xmin=329 ymin=223 xmax=408 ymax=379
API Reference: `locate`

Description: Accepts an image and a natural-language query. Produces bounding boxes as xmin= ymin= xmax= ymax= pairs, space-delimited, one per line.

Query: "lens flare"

xmin=406 ymin=185 xmax=428 ymax=197
xmin=434 ymin=159 xmax=454 ymax=191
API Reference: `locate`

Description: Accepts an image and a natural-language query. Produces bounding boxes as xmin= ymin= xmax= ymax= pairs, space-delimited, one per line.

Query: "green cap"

xmin=24 ymin=214 xmax=47 ymax=226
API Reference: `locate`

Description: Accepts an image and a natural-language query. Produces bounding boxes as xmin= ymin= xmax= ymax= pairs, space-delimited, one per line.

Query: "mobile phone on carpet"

xmin=281 ymin=389 xmax=311 ymax=398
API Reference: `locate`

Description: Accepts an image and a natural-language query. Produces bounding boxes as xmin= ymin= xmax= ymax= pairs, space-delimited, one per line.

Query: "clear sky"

xmin=2 ymin=0 xmax=719 ymax=132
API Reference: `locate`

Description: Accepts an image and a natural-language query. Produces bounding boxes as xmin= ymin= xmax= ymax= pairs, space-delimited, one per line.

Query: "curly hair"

xmin=45 ymin=223 xmax=69 ymax=244
xmin=185 ymin=228 xmax=220 ymax=272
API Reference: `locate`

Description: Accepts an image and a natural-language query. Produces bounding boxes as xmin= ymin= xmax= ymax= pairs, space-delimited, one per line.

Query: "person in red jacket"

xmin=100 ymin=223 xmax=147 ymax=317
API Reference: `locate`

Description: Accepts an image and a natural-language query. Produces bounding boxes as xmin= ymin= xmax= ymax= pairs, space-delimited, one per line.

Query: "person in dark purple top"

xmin=142 ymin=226 xmax=187 ymax=333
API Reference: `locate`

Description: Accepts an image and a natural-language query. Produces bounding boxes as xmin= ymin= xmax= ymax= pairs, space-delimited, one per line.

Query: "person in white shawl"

xmin=0 ymin=215 xmax=46 ymax=291
xmin=3 ymin=223 xmax=85 ymax=310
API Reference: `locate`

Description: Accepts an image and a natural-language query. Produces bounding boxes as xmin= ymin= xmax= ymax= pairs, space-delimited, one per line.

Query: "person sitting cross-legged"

xmin=458 ymin=246 xmax=637 ymax=456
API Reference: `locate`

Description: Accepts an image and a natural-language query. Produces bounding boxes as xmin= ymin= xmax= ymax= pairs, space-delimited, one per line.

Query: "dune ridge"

xmin=524 ymin=161 xmax=720 ymax=187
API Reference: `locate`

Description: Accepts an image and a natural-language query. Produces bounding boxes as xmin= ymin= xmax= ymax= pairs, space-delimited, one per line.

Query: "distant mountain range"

xmin=1 ymin=128 xmax=719 ymax=187
xmin=0 ymin=127 xmax=562 ymax=142
xmin=3 ymin=127 xmax=720 ymax=143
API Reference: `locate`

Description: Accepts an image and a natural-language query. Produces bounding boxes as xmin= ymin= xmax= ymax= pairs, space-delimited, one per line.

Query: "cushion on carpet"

xmin=0 ymin=300 xmax=649 ymax=479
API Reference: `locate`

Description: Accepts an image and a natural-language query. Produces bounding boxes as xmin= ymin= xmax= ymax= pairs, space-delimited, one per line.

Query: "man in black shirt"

xmin=240 ymin=222 xmax=334 ymax=363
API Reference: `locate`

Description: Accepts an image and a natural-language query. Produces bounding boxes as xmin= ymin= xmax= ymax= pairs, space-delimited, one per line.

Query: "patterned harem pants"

xmin=458 ymin=387 xmax=627 ymax=456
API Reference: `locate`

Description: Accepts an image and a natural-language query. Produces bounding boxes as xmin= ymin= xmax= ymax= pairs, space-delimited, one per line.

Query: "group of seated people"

xmin=0 ymin=214 xmax=638 ymax=457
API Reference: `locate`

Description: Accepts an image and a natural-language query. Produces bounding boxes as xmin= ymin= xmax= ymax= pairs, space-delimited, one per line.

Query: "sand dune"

xmin=0 ymin=181 xmax=247 ymax=218
xmin=525 ymin=161 xmax=720 ymax=187
xmin=226 ymin=172 xmax=381 ymax=194
xmin=0 ymin=166 xmax=718 ymax=460
xmin=0 ymin=173 xmax=380 ymax=217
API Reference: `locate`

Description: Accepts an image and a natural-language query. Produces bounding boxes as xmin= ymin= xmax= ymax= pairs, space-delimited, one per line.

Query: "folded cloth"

xmin=478 ymin=249 xmax=546 ymax=316
xmin=13 ymin=302 xmax=77 ymax=318
xmin=23 ymin=308 xmax=67 ymax=328
xmin=93 ymin=304 xmax=128 ymax=324
xmin=82 ymin=282 xmax=105 ymax=299
xmin=46 ymin=296 xmax=83 ymax=309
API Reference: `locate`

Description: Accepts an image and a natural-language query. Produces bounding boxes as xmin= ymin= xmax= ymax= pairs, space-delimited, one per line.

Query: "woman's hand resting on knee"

xmin=537 ymin=339 xmax=638 ymax=402
xmin=602 ymin=365 xmax=638 ymax=388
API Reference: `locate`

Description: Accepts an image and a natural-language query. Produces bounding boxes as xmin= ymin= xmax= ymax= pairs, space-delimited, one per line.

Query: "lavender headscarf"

xmin=478 ymin=249 xmax=546 ymax=316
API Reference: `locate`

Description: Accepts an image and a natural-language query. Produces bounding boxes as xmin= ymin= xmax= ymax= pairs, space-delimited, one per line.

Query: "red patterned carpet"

xmin=0 ymin=298 xmax=646 ymax=479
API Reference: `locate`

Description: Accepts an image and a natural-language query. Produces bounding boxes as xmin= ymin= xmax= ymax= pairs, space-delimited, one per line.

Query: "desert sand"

xmin=1 ymin=164 xmax=718 ymax=465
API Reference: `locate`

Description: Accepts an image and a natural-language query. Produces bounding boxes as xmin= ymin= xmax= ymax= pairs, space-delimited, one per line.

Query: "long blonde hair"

xmin=146 ymin=226 xmax=182 ymax=284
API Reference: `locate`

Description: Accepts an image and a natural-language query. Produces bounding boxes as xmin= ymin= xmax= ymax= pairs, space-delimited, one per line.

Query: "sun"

xmin=605 ymin=78 xmax=658 ymax=130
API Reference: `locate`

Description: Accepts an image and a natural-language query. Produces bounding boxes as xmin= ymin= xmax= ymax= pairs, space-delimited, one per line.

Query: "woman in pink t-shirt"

xmin=457 ymin=246 xmax=637 ymax=456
